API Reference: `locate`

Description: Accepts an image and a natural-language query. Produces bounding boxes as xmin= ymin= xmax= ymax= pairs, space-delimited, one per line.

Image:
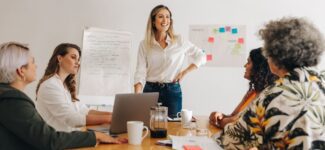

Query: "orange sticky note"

xmin=207 ymin=54 xmax=213 ymax=61
xmin=183 ymin=145 xmax=202 ymax=150
xmin=208 ymin=37 xmax=214 ymax=43
xmin=238 ymin=38 xmax=244 ymax=44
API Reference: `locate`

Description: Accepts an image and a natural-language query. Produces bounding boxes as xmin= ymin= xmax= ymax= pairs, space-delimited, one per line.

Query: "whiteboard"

xmin=189 ymin=25 xmax=246 ymax=67
xmin=79 ymin=28 xmax=131 ymax=96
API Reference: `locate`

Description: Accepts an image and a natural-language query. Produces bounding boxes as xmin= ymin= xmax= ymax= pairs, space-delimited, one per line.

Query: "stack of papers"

xmin=169 ymin=135 xmax=223 ymax=150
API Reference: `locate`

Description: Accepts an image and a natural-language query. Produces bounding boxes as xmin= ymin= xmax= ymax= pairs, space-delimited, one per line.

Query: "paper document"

xmin=169 ymin=135 xmax=223 ymax=150
xmin=80 ymin=27 xmax=131 ymax=96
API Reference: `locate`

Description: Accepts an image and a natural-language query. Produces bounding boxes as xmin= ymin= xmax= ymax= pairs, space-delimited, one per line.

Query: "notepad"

xmin=169 ymin=135 xmax=223 ymax=150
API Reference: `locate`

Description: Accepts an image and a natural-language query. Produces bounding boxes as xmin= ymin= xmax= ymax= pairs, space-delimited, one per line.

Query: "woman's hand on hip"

xmin=173 ymin=70 xmax=187 ymax=83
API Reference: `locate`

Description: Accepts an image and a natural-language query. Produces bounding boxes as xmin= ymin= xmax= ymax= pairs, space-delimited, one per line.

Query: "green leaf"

xmin=280 ymin=85 xmax=298 ymax=95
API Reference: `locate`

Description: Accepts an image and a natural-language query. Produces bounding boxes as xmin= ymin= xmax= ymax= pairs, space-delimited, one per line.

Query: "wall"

xmin=1 ymin=0 xmax=325 ymax=115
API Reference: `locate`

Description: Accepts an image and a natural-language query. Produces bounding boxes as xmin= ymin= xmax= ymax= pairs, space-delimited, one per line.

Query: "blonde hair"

xmin=144 ymin=5 xmax=177 ymax=49
xmin=0 ymin=42 xmax=29 ymax=83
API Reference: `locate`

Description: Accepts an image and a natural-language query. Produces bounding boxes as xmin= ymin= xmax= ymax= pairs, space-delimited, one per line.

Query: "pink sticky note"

xmin=183 ymin=145 xmax=202 ymax=150
xmin=207 ymin=54 xmax=213 ymax=61
xmin=208 ymin=37 xmax=214 ymax=43
xmin=225 ymin=26 xmax=231 ymax=32
xmin=238 ymin=38 xmax=244 ymax=44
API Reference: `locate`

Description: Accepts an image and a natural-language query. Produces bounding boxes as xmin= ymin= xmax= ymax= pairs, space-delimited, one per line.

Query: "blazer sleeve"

xmin=0 ymin=95 xmax=96 ymax=150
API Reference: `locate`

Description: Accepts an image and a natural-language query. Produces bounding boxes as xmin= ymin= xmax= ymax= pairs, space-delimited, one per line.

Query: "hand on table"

xmin=95 ymin=132 xmax=128 ymax=144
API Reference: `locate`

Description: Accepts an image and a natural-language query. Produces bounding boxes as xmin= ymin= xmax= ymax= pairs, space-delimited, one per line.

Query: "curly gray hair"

xmin=259 ymin=17 xmax=325 ymax=71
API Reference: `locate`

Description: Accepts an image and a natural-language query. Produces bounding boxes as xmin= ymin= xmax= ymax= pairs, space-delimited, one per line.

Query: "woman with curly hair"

xmin=218 ymin=17 xmax=325 ymax=150
xmin=209 ymin=48 xmax=277 ymax=129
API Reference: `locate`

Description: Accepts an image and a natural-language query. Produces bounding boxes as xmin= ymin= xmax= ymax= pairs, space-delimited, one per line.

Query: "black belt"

xmin=146 ymin=81 xmax=179 ymax=88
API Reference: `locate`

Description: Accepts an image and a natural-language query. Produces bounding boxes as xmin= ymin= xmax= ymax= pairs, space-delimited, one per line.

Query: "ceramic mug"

xmin=177 ymin=109 xmax=193 ymax=128
xmin=127 ymin=121 xmax=149 ymax=145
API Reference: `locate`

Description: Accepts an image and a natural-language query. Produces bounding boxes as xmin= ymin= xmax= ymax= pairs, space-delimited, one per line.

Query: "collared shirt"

xmin=134 ymin=35 xmax=206 ymax=86
xmin=36 ymin=74 xmax=90 ymax=132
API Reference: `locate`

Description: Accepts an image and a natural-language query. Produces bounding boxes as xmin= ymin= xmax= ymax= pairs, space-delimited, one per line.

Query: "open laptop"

xmin=87 ymin=92 xmax=158 ymax=134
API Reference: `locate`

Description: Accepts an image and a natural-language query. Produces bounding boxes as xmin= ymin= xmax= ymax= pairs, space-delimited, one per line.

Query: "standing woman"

xmin=36 ymin=43 xmax=112 ymax=132
xmin=134 ymin=5 xmax=206 ymax=118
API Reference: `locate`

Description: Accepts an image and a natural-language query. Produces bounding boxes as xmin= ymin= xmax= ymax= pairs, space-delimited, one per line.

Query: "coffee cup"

xmin=177 ymin=109 xmax=193 ymax=128
xmin=127 ymin=121 xmax=149 ymax=145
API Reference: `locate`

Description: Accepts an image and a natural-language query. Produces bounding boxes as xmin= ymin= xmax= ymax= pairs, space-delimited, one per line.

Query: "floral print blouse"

xmin=218 ymin=67 xmax=325 ymax=150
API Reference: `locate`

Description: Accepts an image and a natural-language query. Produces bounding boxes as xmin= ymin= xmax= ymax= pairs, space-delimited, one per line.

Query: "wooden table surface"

xmin=78 ymin=116 xmax=220 ymax=150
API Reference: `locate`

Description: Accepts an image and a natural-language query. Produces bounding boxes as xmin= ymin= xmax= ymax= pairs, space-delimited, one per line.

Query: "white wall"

xmin=1 ymin=0 xmax=325 ymax=115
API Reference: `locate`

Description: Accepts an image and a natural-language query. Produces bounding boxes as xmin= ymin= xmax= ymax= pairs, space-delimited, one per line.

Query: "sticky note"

xmin=219 ymin=27 xmax=225 ymax=33
xmin=238 ymin=38 xmax=244 ymax=44
xmin=208 ymin=37 xmax=214 ymax=43
xmin=207 ymin=54 xmax=213 ymax=61
xmin=232 ymin=28 xmax=238 ymax=34
xmin=183 ymin=145 xmax=202 ymax=150
xmin=225 ymin=26 xmax=231 ymax=32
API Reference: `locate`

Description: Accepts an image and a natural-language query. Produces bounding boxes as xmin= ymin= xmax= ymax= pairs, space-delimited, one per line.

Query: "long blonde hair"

xmin=144 ymin=5 xmax=176 ymax=49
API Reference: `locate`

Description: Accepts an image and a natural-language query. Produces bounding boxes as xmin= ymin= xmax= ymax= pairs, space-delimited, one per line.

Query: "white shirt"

xmin=36 ymin=75 xmax=89 ymax=132
xmin=134 ymin=35 xmax=206 ymax=86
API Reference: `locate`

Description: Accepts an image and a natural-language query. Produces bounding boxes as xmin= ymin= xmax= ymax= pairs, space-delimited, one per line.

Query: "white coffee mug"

xmin=177 ymin=109 xmax=193 ymax=128
xmin=127 ymin=121 xmax=149 ymax=145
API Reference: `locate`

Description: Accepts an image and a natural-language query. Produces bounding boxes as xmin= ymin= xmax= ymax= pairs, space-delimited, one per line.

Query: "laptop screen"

xmin=109 ymin=92 xmax=159 ymax=134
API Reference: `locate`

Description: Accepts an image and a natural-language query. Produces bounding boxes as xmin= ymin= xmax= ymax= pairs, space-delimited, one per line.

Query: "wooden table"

xmin=79 ymin=116 xmax=220 ymax=150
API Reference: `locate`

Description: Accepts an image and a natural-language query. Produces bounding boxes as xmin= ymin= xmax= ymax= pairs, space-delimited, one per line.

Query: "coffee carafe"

xmin=150 ymin=103 xmax=168 ymax=138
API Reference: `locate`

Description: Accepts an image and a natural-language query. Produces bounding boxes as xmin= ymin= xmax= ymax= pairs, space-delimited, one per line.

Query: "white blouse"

xmin=134 ymin=35 xmax=206 ymax=86
xmin=36 ymin=75 xmax=89 ymax=132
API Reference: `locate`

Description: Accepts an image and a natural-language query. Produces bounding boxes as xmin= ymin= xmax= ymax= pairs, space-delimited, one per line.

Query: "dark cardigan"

xmin=0 ymin=83 xmax=96 ymax=150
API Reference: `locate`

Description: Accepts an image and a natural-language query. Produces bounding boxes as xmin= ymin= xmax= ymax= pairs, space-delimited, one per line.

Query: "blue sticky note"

xmin=219 ymin=27 xmax=225 ymax=33
xmin=232 ymin=28 xmax=238 ymax=34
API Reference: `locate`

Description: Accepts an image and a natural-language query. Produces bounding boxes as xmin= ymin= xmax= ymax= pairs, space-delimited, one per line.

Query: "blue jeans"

xmin=144 ymin=82 xmax=182 ymax=118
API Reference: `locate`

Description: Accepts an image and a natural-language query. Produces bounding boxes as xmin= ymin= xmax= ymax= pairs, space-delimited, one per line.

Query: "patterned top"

xmin=218 ymin=67 xmax=325 ymax=150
